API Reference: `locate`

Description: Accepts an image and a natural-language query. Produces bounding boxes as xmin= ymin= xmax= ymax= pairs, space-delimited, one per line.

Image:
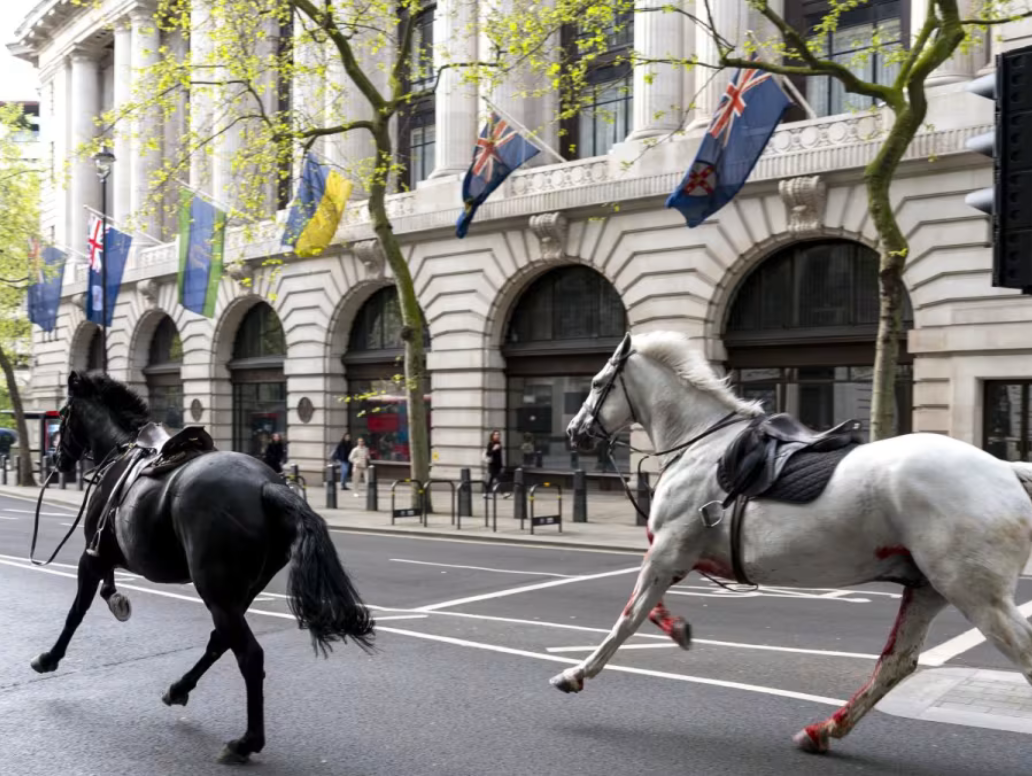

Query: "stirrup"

xmin=85 ymin=544 xmax=101 ymax=558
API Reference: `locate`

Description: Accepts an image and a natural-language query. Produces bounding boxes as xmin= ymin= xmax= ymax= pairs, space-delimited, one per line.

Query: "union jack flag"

xmin=708 ymin=67 xmax=775 ymax=147
xmin=87 ymin=214 xmax=104 ymax=271
xmin=456 ymin=111 xmax=540 ymax=238
xmin=666 ymin=59 xmax=791 ymax=228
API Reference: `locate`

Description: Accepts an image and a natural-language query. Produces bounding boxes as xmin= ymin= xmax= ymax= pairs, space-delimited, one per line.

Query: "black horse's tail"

xmin=261 ymin=483 xmax=375 ymax=656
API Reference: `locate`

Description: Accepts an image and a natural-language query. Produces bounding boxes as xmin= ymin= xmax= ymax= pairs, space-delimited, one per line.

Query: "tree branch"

xmin=962 ymin=9 xmax=1032 ymax=25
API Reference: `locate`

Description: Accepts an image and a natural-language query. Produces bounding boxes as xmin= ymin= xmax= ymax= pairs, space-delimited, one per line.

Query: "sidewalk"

xmin=0 ymin=481 xmax=649 ymax=553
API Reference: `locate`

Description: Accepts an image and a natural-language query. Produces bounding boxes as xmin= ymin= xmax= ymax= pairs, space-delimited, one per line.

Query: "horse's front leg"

xmin=551 ymin=526 xmax=697 ymax=693
xmin=31 ymin=551 xmax=106 ymax=673
xmin=99 ymin=567 xmax=132 ymax=622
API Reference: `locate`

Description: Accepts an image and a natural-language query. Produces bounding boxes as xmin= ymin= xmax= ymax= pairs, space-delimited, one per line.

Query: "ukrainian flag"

xmin=282 ymin=153 xmax=353 ymax=257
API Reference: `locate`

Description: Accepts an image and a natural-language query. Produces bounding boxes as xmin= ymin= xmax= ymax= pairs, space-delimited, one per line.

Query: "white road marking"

xmin=378 ymin=626 xmax=846 ymax=707
xmin=920 ymin=599 xmax=1032 ymax=667
xmin=0 ymin=557 xmax=854 ymax=705
xmin=545 ymin=640 xmax=879 ymax=660
xmin=2 ymin=509 xmax=76 ymax=516
xmin=329 ymin=528 xmax=642 ymax=556
xmin=59 ymin=522 xmax=76 ymax=528
xmin=0 ymin=516 xmax=18 ymax=520
xmin=416 ymin=566 xmax=641 ymax=612
xmin=390 ymin=558 xmax=572 ymax=578
xmin=669 ymin=588 xmax=872 ymax=603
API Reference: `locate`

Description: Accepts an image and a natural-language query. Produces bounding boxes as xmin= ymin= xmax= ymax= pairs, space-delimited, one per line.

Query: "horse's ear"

xmin=615 ymin=332 xmax=633 ymax=361
xmin=68 ymin=371 xmax=88 ymax=397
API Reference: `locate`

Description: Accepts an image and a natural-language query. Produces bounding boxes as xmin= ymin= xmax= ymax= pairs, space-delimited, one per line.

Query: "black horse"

xmin=38 ymin=370 xmax=375 ymax=763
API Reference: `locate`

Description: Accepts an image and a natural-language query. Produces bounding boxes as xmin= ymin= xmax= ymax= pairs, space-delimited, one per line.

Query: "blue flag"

xmin=178 ymin=190 xmax=226 ymax=318
xmin=666 ymin=63 xmax=791 ymax=228
xmin=86 ymin=221 xmax=132 ymax=327
xmin=27 ymin=244 xmax=67 ymax=333
xmin=456 ymin=112 xmax=540 ymax=238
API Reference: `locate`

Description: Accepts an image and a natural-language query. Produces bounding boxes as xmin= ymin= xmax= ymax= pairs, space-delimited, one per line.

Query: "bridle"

xmin=30 ymin=401 xmax=127 ymax=567
xmin=580 ymin=346 xmax=748 ymax=523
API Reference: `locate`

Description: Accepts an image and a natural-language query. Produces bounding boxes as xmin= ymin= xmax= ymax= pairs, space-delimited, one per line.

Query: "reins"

xmin=30 ymin=444 xmax=126 ymax=567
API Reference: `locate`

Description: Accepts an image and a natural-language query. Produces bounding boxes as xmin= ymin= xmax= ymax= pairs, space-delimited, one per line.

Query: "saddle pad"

xmin=760 ymin=443 xmax=860 ymax=504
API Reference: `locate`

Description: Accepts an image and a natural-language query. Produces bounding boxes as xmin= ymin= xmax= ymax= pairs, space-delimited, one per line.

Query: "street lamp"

xmin=92 ymin=148 xmax=115 ymax=374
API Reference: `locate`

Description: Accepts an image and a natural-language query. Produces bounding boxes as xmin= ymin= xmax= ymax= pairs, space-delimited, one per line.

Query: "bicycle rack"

xmin=527 ymin=482 xmax=563 ymax=534
xmin=485 ymin=482 xmax=506 ymax=532
xmin=390 ymin=479 xmax=425 ymax=525
xmin=423 ymin=479 xmax=458 ymax=529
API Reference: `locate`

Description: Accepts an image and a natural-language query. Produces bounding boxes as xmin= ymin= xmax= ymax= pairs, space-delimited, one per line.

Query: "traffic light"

xmin=966 ymin=44 xmax=1032 ymax=294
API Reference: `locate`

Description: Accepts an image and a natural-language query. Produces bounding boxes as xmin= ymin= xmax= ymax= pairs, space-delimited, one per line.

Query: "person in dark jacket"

xmin=484 ymin=429 xmax=507 ymax=499
xmin=263 ymin=432 xmax=287 ymax=474
xmin=333 ymin=432 xmax=354 ymax=490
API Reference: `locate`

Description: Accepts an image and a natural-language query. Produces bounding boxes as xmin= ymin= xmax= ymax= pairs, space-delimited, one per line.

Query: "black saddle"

xmin=142 ymin=426 xmax=216 ymax=475
xmin=717 ymin=414 xmax=864 ymax=506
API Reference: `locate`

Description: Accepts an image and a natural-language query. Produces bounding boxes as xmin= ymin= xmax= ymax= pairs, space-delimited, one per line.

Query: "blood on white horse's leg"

xmin=794 ymin=584 xmax=946 ymax=753
xmin=643 ymin=526 xmax=691 ymax=648
xmin=550 ymin=536 xmax=687 ymax=693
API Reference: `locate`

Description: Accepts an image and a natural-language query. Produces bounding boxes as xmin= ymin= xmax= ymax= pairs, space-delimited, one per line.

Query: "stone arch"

xmin=210 ymin=294 xmax=285 ymax=382
xmin=325 ymin=278 xmax=396 ymax=374
xmin=704 ymin=229 xmax=885 ymax=353
xmin=68 ymin=320 xmax=103 ymax=374
xmin=126 ymin=308 xmax=176 ymax=391
xmin=485 ymin=256 xmax=626 ymax=351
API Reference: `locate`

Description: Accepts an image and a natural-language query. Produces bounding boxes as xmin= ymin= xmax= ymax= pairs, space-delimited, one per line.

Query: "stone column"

xmin=113 ymin=19 xmax=133 ymax=225
xmin=913 ymin=0 xmax=981 ymax=86
xmin=69 ymin=47 xmax=102 ymax=256
xmin=130 ymin=6 xmax=163 ymax=236
xmin=428 ymin=0 xmax=479 ymax=179
xmin=628 ymin=0 xmax=686 ymax=140
xmin=189 ymin=0 xmax=214 ymax=194
xmin=691 ymin=0 xmax=748 ymax=128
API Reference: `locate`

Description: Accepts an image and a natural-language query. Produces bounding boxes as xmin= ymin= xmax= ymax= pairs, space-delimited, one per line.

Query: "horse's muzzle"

xmin=53 ymin=451 xmax=77 ymax=474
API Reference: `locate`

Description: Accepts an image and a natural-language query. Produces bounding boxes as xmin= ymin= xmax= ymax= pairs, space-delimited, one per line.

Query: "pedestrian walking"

xmin=263 ymin=432 xmax=286 ymax=474
xmin=333 ymin=432 xmax=354 ymax=490
xmin=484 ymin=429 xmax=509 ymax=499
xmin=348 ymin=437 xmax=371 ymax=497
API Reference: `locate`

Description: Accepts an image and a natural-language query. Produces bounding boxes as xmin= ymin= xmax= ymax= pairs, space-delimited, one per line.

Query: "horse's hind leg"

xmin=99 ymin=568 xmax=131 ymax=622
xmin=31 ymin=551 xmax=106 ymax=673
xmin=162 ymin=629 xmax=227 ymax=707
xmin=551 ymin=531 xmax=689 ymax=693
xmin=210 ymin=607 xmax=266 ymax=764
xmin=794 ymin=583 xmax=947 ymax=754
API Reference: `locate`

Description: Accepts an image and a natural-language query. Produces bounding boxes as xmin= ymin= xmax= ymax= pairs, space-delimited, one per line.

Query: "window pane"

xmin=985 ymin=382 xmax=1026 ymax=461
xmin=348 ymin=377 xmax=430 ymax=462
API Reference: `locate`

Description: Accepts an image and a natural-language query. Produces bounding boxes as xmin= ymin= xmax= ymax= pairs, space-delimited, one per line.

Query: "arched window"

xmin=343 ymin=287 xmax=430 ymax=468
xmin=230 ymin=303 xmax=287 ymax=457
xmin=86 ymin=328 xmax=104 ymax=372
xmin=504 ymin=266 xmax=628 ymax=476
xmin=144 ymin=316 xmax=184 ymax=431
xmin=725 ymin=240 xmax=913 ymax=438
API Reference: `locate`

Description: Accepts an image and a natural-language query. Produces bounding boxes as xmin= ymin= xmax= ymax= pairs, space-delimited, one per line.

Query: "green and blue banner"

xmin=178 ymin=189 xmax=226 ymax=318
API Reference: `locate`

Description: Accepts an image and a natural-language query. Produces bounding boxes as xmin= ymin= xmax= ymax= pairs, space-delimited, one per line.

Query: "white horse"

xmin=551 ymin=331 xmax=1032 ymax=753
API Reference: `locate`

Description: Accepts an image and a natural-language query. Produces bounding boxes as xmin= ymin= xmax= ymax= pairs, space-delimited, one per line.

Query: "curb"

xmin=325 ymin=523 xmax=645 ymax=553
xmin=0 ymin=485 xmax=646 ymax=555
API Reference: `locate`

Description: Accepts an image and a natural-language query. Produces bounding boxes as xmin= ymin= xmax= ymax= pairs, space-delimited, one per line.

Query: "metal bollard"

xmin=534 ymin=451 xmax=543 ymax=468
xmin=78 ymin=459 xmax=85 ymax=491
xmin=636 ymin=472 xmax=651 ymax=526
xmin=513 ymin=467 xmax=526 ymax=523
xmin=458 ymin=467 xmax=472 ymax=518
xmin=325 ymin=463 xmax=338 ymax=509
xmin=1 ymin=455 xmax=7 ymax=486
xmin=572 ymin=469 xmax=587 ymax=523
xmin=570 ymin=450 xmax=579 ymax=470
xmin=366 ymin=464 xmax=378 ymax=511
xmin=59 ymin=467 xmax=66 ymax=489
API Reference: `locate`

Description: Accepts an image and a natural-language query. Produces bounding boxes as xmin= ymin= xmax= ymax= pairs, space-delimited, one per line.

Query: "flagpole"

xmin=83 ymin=205 xmax=163 ymax=245
xmin=481 ymin=97 xmax=567 ymax=166
xmin=174 ymin=179 xmax=260 ymax=224
xmin=778 ymin=75 xmax=817 ymax=120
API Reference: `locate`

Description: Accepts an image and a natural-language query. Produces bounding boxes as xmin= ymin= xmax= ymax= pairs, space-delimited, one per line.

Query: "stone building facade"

xmin=10 ymin=0 xmax=1032 ymax=484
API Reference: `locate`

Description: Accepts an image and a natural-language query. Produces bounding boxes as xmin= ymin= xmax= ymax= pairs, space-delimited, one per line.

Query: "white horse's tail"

xmin=1011 ymin=462 xmax=1032 ymax=500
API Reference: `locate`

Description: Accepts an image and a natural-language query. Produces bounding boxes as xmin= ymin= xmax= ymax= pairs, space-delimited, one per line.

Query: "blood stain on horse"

xmin=693 ymin=558 xmax=734 ymax=579
xmin=875 ymin=545 xmax=910 ymax=560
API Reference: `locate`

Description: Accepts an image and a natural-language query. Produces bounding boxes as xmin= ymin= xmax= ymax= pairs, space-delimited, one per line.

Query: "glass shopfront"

xmin=145 ymin=316 xmax=184 ymax=432
xmin=984 ymin=381 xmax=1032 ymax=462
xmin=229 ymin=303 xmax=287 ymax=458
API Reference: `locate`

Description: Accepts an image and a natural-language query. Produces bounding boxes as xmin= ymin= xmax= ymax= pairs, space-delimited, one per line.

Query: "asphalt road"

xmin=0 ymin=491 xmax=1030 ymax=775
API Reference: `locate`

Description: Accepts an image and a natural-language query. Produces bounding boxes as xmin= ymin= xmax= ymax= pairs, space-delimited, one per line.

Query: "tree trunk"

xmin=369 ymin=124 xmax=432 ymax=504
xmin=0 ymin=345 xmax=35 ymax=487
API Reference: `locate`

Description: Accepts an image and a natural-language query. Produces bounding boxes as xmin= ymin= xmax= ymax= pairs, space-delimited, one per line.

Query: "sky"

xmin=0 ymin=0 xmax=41 ymax=103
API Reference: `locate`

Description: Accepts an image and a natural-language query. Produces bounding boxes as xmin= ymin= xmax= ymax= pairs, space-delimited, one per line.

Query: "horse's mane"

xmin=81 ymin=371 xmax=151 ymax=431
xmin=631 ymin=332 xmax=765 ymax=416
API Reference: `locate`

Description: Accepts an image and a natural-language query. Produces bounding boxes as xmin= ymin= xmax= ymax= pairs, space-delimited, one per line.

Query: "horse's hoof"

xmin=30 ymin=652 xmax=58 ymax=674
xmin=550 ymin=671 xmax=584 ymax=694
xmin=107 ymin=592 xmax=132 ymax=622
xmin=216 ymin=742 xmax=250 ymax=765
xmin=793 ymin=725 xmax=830 ymax=754
xmin=670 ymin=618 xmax=692 ymax=650
xmin=162 ymin=685 xmax=189 ymax=707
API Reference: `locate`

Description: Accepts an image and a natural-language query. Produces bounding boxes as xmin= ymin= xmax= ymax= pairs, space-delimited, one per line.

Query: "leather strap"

xmin=729 ymin=495 xmax=753 ymax=587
